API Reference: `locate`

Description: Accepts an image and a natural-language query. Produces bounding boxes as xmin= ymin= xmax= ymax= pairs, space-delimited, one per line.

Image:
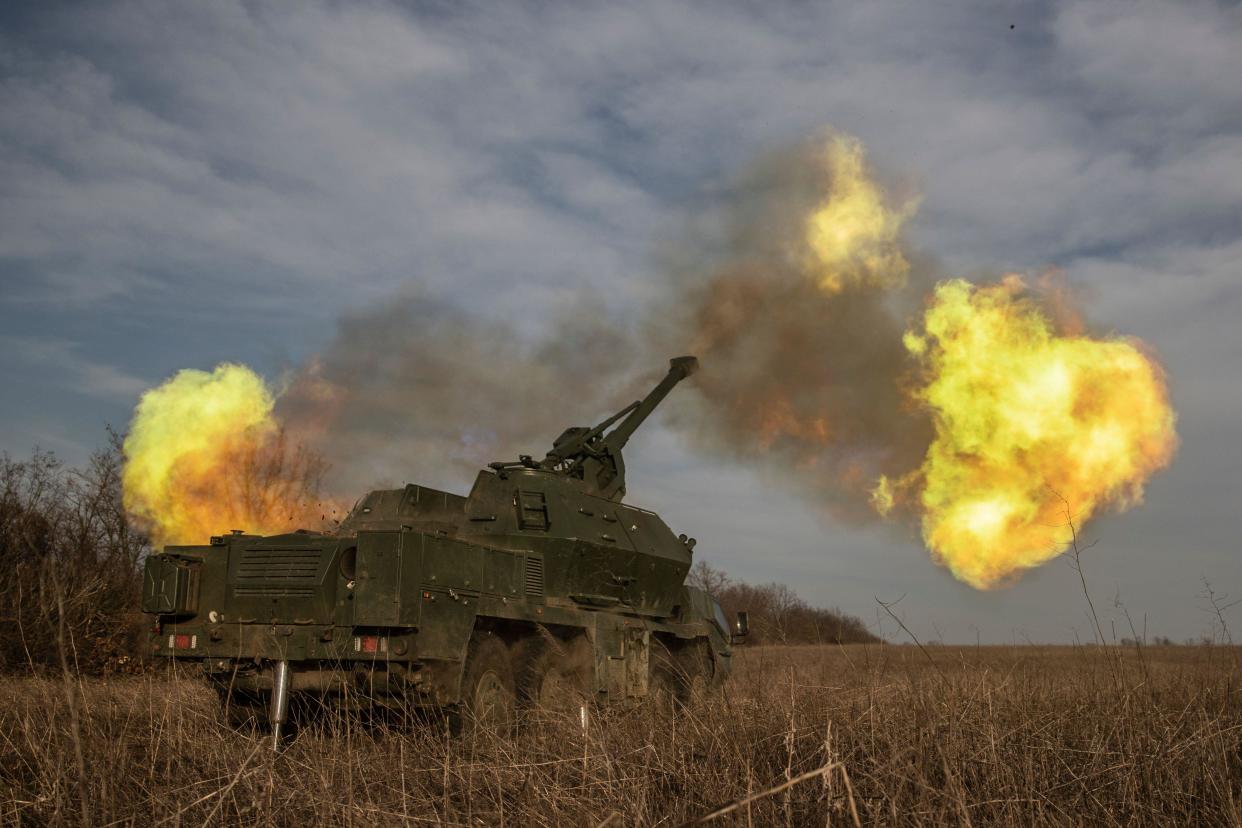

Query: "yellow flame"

xmin=903 ymin=278 xmax=1178 ymax=588
xmin=123 ymin=363 xmax=334 ymax=547
xmin=806 ymin=133 xmax=917 ymax=293
xmin=870 ymin=474 xmax=895 ymax=516
xmin=747 ymin=133 xmax=917 ymax=451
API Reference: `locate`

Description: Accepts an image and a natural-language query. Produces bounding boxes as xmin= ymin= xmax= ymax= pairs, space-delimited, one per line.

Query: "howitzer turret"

xmin=141 ymin=355 xmax=743 ymax=746
xmin=492 ymin=355 xmax=699 ymax=501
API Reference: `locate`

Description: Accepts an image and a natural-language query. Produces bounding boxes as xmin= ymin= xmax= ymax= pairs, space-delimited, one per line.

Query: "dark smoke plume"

xmin=649 ymin=137 xmax=935 ymax=520
xmin=276 ymin=293 xmax=650 ymax=495
xmin=278 ymin=133 xmax=933 ymax=521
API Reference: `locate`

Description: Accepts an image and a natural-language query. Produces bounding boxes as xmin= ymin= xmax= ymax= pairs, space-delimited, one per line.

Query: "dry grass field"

xmin=1 ymin=644 xmax=1239 ymax=826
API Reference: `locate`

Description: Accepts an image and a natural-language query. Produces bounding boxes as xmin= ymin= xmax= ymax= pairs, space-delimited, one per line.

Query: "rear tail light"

xmin=168 ymin=633 xmax=197 ymax=650
xmin=354 ymin=635 xmax=387 ymax=654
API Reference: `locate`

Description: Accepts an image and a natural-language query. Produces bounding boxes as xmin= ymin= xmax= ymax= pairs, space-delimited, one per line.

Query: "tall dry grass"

xmin=1 ymin=644 xmax=1239 ymax=826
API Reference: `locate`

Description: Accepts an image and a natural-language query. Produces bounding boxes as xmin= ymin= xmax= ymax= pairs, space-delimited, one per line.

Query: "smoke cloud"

xmin=123 ymin=127 xmax=1176 ymax=590
xmin=650 ymin=134 xmax=935 ymax=520
xmin=273 ymin=132 xmax=933 ymax=522
xmin=276 ymin=294 xmax=651 ymax=495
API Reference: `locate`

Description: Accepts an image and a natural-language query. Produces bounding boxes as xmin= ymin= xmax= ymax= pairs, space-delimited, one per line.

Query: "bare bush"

xmin=0 ymin=436 xmax=148 ymax=674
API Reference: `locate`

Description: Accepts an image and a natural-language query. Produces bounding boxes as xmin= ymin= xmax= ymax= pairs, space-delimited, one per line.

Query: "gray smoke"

xmin=649 ymin=139 xmax=937 ymax=521
xmin=276 ymin=292 xmax=649 ymax=495
xmin=278 ymin=135 xmax=937 ymax=519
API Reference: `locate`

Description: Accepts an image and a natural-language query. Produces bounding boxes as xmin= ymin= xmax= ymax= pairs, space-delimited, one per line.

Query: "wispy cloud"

xmin=1 ymin=1 xmax=1233 ymax=317
xmin=0 ymin=335 xmax=149 ymax=402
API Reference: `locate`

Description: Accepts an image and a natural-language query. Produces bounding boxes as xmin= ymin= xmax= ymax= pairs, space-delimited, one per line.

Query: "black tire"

xmin=216 ymin=686 xmax=265 ymax=730
xmin=650 ymin=639 xmax=689 ymax=708
xmin=458 ymin=632 xmax=516 ymax=736
xmin=651 ymin=638 xmax=712 ymax=708
xmin=518 ymin=635 xmax=591 ymax=714
xmin=677 ymin=641 xmax=714 ymax=700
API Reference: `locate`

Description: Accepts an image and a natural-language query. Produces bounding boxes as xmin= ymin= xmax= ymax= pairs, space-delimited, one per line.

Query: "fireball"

xmin=805 ymin=132 xmax=918 ymax=293
xmin=902 ymin=278 xmax=1178 ymax=588
xmin=123 ymin=363 xmax=335 ymax=547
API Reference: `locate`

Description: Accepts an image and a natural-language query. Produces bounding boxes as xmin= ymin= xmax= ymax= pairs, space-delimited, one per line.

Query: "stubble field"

xmin=1 ymin=644 xmax=1239 ymax=826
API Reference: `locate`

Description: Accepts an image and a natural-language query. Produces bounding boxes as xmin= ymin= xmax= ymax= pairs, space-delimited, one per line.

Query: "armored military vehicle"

xmin=142 ymin=356 xmax=746 ymax=743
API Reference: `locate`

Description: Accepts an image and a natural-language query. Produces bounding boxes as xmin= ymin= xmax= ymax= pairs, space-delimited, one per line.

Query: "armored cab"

xmin=142 ymin=357 xmax=745 ymax=743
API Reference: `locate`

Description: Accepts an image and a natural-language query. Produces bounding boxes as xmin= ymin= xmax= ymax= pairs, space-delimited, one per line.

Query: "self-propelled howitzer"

xmin=142 ymin=356 xmax=746 ymax=744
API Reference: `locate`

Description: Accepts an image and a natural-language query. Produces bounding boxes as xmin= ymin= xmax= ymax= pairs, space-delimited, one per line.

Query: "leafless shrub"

xmin=0 ymin=435 xmax=148 ymax=675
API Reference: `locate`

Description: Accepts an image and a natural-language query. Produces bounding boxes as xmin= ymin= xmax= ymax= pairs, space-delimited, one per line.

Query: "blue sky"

xmin=2 ymin=0 xmax=1239 ymax=643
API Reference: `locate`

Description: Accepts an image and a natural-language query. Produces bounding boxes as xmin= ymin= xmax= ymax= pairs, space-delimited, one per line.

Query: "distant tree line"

xmin=687 ymin=560 xmax=880 ymax=646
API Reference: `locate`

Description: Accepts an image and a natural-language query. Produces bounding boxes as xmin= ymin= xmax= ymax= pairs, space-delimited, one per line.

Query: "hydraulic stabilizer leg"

xmin=270 ymin=660 xmax=290 ymax=750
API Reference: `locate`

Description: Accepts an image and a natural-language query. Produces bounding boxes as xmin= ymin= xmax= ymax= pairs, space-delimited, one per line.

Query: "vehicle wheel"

xmin=519 ymin=636 xmax=591 ymax=714
xmin=677 ymin=641 xmax=714 ymax=701
xmin=217 ymin=687 xmax=265 ymax=730
xmin=458 ymin=633 xmax=516 ymax=736
xmin=650 ymin=639 xmax=713 ymax=708
xmin=650 ymin=639 xmax=690 ymax=708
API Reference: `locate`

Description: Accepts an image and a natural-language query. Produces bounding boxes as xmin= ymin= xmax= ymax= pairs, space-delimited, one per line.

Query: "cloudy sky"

xmin=2 ymin=0 xmax=1239 ymax=643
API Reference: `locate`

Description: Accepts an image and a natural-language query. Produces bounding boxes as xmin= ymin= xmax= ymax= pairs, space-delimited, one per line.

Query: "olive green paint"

xmin=143 ymin=358 xmax=735 ymax=716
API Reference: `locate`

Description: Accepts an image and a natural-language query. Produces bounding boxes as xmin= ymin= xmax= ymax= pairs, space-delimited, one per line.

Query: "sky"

xmin=2 ymin=0 xmax=1239 ymax=644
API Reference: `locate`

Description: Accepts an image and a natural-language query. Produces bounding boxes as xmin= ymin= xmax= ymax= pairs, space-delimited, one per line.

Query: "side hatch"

xmin=225 ymin=534 xmax=340 ymax=624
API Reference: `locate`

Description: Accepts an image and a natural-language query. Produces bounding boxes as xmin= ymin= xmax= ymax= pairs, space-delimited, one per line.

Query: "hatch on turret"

xmin=459 ymin=467 xmax=692 ymax=616
xmin=337 ymin=484 xmax=467 ymax=536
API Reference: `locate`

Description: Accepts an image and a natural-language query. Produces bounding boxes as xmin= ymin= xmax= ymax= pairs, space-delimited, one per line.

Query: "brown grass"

xmin=1 ymin=644 xmax=1239 ymax=826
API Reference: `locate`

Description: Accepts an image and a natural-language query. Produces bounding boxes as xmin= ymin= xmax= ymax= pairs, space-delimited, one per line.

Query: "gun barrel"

xmin=602 ymin=356 xmax=698 ymax=451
